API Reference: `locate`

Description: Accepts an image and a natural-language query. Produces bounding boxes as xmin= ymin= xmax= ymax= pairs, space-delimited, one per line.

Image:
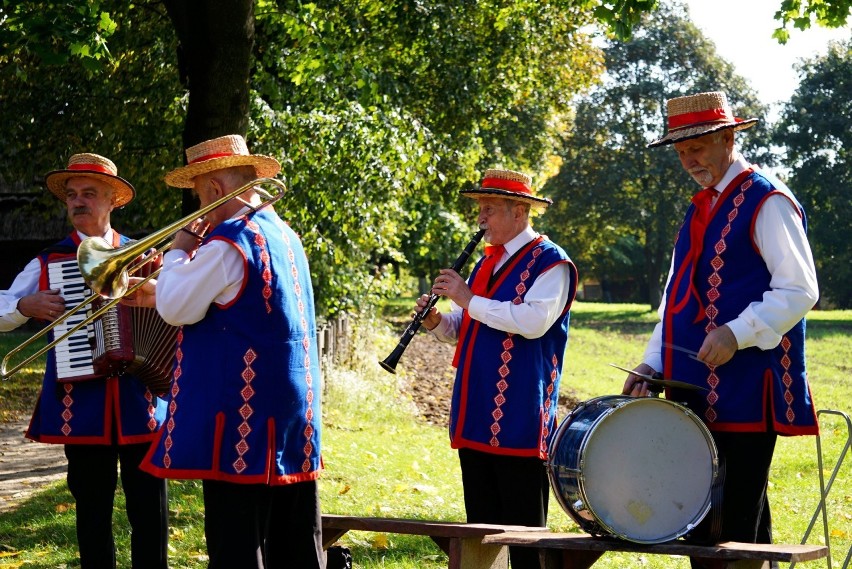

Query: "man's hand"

xmin=17 ymin=290 xmax=66 ymax=321
xmin=173 ymin=218 xmax=208 ymax=255
xmin=621 ymin=363 xmax=658 ymax=398
xmin=413 ymin=294 xmax=442 ymax=330
xmin=697 ymin=324 xmax=738 ymax=367
xmin=432 ymin=269 xmax=474 ymax=310
xmin=121 ymin=277 xmax=157 ymax=309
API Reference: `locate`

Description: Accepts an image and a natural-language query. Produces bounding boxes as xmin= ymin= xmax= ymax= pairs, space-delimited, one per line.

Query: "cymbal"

xmin=608 ymin=363 xmax=707 ymax=392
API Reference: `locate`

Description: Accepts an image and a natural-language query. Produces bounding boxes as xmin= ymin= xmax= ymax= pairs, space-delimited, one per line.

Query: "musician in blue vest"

xmin=622 ymin=91 xmax=819 ymax=564
xmin=415 ymin=168 xmax=577 ymax=569
xmin=0 ymin=153 xmax=169 ymax=568
xmin=123 ymin=135 xmax=324 ymax=569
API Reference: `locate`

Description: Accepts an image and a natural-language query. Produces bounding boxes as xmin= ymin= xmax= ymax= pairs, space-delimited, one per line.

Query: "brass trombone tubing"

xmin=0 ymin=269 xmax=162 ymax=379
xmin=1 ymin=177 xmax=287 ymax=380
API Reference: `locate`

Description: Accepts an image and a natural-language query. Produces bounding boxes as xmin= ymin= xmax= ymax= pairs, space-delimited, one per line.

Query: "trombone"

xmin=1 ymin=177 xmax=287 ymax=380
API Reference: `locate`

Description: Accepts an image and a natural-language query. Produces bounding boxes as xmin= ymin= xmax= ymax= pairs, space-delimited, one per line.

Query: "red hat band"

xmin=481 ymin=177 xmax=531 ymax=195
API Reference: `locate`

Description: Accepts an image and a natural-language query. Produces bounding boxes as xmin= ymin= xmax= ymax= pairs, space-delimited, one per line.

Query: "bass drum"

xmin=548 ymin=395 xmax=718 ymax=544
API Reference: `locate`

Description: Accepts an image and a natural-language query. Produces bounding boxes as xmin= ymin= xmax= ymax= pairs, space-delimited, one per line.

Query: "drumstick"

xmin=662 ymin=342 xmax=702 ymax=361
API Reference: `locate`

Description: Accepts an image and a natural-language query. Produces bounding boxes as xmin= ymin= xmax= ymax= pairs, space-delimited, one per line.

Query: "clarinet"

xmin=379 ymin=228 xmax=486 ymax=374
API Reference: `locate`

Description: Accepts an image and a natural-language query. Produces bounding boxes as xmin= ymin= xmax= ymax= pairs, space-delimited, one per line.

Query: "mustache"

xmin=71 ymin=207 xmax=92 ymax=216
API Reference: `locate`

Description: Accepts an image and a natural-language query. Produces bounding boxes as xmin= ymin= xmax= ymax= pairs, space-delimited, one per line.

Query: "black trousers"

xmin=202 ymin=479 xmax=324 ymax=569
xmin=64 ymin=443 xmax=169 ymax=569
xmin=458 ymin=448 xmax=549 ymax=569
xmin=689 ymin=431 xmax=777 ymax=568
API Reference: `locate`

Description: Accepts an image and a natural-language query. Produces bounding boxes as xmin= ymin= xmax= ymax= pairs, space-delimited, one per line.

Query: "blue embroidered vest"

xmin=450 ymin=237 xmax=577 ymax=458
xmin=662 ymin=170 xmax=817 ymax=435
xmin=26 ymin=232 xmax=166 ymax=445
xmin=143 ymin=209 xmax=322 ymax=484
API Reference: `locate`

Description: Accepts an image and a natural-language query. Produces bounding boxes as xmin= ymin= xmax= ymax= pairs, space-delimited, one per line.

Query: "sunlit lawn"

xmin=0 ymin=303 xmax=848 ymax=568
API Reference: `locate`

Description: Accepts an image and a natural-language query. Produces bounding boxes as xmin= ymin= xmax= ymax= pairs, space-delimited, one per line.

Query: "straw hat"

xmin=460 ymin=168 xmax=552 ymax=209
xmin=44 ymin=153 xmax=135 ymax=207
xmin=648 ymin=91 xmax=758 ymax=148
xmin=164 ymin=134 xmax=281 ymax=188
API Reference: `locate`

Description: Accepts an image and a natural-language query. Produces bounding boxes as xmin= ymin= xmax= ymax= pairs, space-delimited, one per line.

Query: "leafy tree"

xmin=772 ymin=0 xmax=852 ymax=43
xmin=538 ymin=0 xmax=769 ymax=308
xmin=773 ymin=39 xmax=852 ymax=308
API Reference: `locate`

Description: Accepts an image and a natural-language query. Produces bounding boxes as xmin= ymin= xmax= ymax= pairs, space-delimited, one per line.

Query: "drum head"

xmin=580 ymin=397 xmax=716 ymax=543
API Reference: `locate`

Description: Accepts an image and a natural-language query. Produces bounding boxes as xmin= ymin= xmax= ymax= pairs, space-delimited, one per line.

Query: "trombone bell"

xmin=77 ymin=237 xmax=131 ymax=299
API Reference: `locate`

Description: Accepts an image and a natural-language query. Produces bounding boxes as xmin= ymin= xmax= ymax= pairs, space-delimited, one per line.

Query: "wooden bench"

xmin=481 ymin=531 xmax=829 ymax=569
xmin=322 ymin=514 xmax=548 ymax=569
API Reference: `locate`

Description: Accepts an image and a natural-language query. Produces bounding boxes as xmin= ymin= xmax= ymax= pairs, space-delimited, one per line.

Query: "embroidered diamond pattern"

xmin=60 ymin=424 xmax=71 ymax=436
xmin=306 ymin=408 xmax=314 ymax=421
xmin=239 ymin=403 xmax=253 ymax=420
xmin=708 ymin=273 xmax=722 ymax=287
xmin=781 ymin=354 xmax=791 ymax=368
xmin=302 ymin=459 xmax=311 ymax=472
xmin=492 ymin=408 xmax=504 ymax=421
xmin=501 ymin=351 xmax=512 ymax=364
xmin=63 ymin=395 xmax=73 ymax=407
xmin=241 ymin=385 xmax=255 ymax=401
xmin=707 ymin=288 xmax=720 ymax=302
xmin=520 ymin=270 xmax=530 ymax=280
xmin=490 ymin=423 xmax=502 ymax=435
xmin=502 ymin=337 xmax=514 ymax=350
xmin=498 ymin=365 xmax=510 ymax=378
xmin=233 ymin=458 xmax=247 ymax=473
xmin=515 ymin=283 xmax=527 ymax=295
xmin=235 ymin=439 xmax=250 ymax=455
xmin=728 ymin=209 xmax=738 ymax=222
xmin=494 ymin=394 xmax=506 ymax=406
xmin=708 ymin=375 xmax=720 ymax=389
xmin=164 ymin=436 xmax=173 ymax=451
xmin=707 ymin=391 xmax=719 ymax=405
xmin=783 ymin=372 xmax=793 ymax=387
xmin=734 ymin=194 xmax=745 ymax=207
xmin=781 ymin=337 xmax=792 ymax=350
xmin=147 ymin=417 xmax=158 ymax=430
xmin=62 ymin=409 xmax=73 ymax=422
xmin=706 ymin=305 xmax=719 ymax=320
xmin=303 ymin=442 xmax=313 ymax=456
xmin=241 ymin=367 xmax=256 ymax=382
xmin=742 ymin=179 xmax=753 ymax=190
xmin=784 ymin=390 xmax=794 ymax=405
xmin=169 ymin=400 xmax=177 ymax=414
xmin=294 ymin=282 xmax=302 ymax=296
xmin=705 ymin=408 xmax=718 ymax=422
xmin=163 ymin=455 xmax=172 ymax=468
xmin=167 ymin=417 xmax=175 ymax=430
xmin=714 ymin=241 xmax=727 ymax=255
xmin=243 ymin=349 xmax=257 ymax=366
xmin=497 ymin=379 xmax=508 ymax=392
xmin=711 ymin=256 xmax=724 ymax=270
xmin=721 ymin=225 xmax=731 ymax=237
xmin=533 ymin=248 xmax=542 ymax=258
xmin=304 ymin=425 xmax=314 ymax=438
xmin=786 ymin=408 xmax=795 ymax=422
xmin=490 ymin=437 xmax=500 ymax=446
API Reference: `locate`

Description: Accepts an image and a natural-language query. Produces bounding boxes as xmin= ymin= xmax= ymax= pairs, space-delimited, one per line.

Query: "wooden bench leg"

xmin=444 ymin=536 xmax=509 ymax=569
xmin=322 ymin=528 xmax=349 ymax=549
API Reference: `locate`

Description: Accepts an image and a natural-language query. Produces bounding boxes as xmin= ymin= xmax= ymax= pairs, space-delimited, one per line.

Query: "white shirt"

xmin=431 ymin=225 xmax=573 ymax=341
xmin=154 ymin=209 xmax=256 ymax=326
xmin=643 ymin=154 xmax=819 ymax=371
xmin=0 ymin=229 xmax=116 ymax=332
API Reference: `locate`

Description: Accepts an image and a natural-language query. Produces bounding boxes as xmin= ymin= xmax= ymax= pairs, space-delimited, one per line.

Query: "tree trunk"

xmin=163 ymin=0 xmax=255 ymax=214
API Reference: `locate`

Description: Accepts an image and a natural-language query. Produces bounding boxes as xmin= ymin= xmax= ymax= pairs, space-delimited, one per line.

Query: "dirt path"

xmin=0 ymin=418 xmax=66 ymax=513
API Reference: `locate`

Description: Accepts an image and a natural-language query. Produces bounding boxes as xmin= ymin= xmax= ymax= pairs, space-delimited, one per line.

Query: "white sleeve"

xmin=0 ymin=258 xmax=42 ymax=331
xmin=155 ymin=240 xmax=245 ymax=325
xmin=724 ymin=194 xmax=819 ymax=349
xmin=466 ymin=263 xmax=572 ymax=339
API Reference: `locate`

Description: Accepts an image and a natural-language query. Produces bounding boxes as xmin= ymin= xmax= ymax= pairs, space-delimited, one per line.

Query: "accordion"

xmin=47 ymin=257 xmax=178 ymax=394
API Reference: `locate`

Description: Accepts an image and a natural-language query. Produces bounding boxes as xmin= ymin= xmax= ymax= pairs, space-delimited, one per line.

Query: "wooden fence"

xmin=316 ymin=314 xmax=351 ymax=374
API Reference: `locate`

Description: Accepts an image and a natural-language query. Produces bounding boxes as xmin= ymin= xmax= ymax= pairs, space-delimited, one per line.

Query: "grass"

xmin=0 ymin=303 xmax=849 ymax=568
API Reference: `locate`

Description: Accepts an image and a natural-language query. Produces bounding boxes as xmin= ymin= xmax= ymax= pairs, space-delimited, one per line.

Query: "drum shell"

xmin=547 ymin=395 xmax=718 ymax=544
